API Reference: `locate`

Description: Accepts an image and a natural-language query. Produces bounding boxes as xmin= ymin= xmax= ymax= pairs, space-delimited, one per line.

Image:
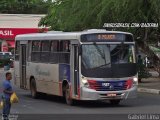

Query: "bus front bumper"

xmin=80 ymin=86 xmax=137 ymax=100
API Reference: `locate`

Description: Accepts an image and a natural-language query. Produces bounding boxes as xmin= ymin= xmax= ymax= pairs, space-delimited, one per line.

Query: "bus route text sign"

xmin=97 ymin=34 xmax=116 ymax=40
xmin=81 ymin=33 xmax=133 ymax=42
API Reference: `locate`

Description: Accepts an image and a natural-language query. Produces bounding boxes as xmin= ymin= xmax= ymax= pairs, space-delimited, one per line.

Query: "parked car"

xmin=0 ymin=52 xmax=14 ymax=68
xmin=0 ymin=52 xmax=13 ymax=59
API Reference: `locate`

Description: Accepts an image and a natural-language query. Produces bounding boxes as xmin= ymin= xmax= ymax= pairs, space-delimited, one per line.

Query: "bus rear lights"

xmin=125 ymin=79 xmax=133 ymax=89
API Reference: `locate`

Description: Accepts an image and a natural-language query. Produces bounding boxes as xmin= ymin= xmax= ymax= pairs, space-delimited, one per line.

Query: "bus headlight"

xmin=82 ymin=78 xmax=89 ymax=88
xmin=133 ymin=77 xmax=138 ymax=85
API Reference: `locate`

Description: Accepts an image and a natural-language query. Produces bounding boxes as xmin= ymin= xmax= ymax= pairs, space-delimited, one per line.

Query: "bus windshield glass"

xmin=81 ymin=44 xmax=136 ymax=78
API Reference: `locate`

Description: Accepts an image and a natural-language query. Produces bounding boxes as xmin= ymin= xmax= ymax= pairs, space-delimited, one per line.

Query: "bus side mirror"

xmin=78 ymin=45 xmax=82 ymax=55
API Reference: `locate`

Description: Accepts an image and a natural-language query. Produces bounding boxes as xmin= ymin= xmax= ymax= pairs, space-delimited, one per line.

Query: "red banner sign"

xmin=0 ymin=28 xmax=48 ymax=40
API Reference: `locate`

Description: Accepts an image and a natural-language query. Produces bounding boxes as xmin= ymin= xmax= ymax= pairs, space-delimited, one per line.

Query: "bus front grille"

xmin=88 ymin=80 xmax=132 ymax=91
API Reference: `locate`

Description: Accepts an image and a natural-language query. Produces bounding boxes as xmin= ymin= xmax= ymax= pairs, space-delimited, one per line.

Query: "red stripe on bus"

xmin=77 ymin=87 xmax=80 ymax=99
xmin=59 ymin=82 xmax=62 ymax=96
xmin=69 ymin=85 xmax=72 ymax=99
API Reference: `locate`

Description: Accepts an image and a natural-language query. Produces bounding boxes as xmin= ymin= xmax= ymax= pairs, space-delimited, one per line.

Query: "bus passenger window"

xmin=41 ymin=41 xmax=50 ymax=51
xmin=63 ymin=41 xmax=70 ymax=52
xmin=51 ymin=41 xmax=59 ymax=52
xmin=41 ymin=41 xmax=50 ymax=63
xmin=31 ymin=41 xmax=41 ymax=62
xmin=15 ymin=41 xmax=20 ymax=61
xmin=27 ymin=41 xmax=32 ymax=62
xmin=59 ymin=41 xmax=70 ymax=64
xmin=50 ymin=41 xmax=59 ymax=63
xmin=32 ymin=41 xmax=41 ymax=51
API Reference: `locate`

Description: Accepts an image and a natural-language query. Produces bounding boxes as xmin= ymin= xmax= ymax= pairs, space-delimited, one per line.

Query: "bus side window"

xmin=59 ymin=40 xmax=70 ymax=64
xmin=60 ymin=41 xmax=70 ymax=52
xmin=15 ymin=41 xmax=20 ymax=61
xmin=50 ymin=41 xmax=59 ymax=63
xmin=31 ymin=41 xmax=41 ymax=62
xmin=27 ymin=41 xmax=32 ymax=62
xmin=40 ymin=41 xmax=50 ymax=63
xmin=51 ymin=40 xmax=59 ymax=52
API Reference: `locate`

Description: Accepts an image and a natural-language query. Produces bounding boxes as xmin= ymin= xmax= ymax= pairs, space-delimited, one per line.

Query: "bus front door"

xmin=20 ymin=44 xmax=27 ymax=89
xmin=72 ymin=45 xmax=79 ymax=96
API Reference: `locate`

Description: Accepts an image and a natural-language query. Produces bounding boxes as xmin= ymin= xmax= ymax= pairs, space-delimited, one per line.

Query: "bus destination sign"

xmin=81 ymin=33 xmax=133 ymax=42
xmin=97 ymin=34 xmax=116 ymax=40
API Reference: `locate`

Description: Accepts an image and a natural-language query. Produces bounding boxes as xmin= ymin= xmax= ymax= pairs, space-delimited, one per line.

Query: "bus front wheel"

xmin=30 ymin=78 xmax=38 ymax=99
xmin=65 ymin=84 xmax=74 ymax=105
xmin=109 ymin=99 xmax=121 ymax=105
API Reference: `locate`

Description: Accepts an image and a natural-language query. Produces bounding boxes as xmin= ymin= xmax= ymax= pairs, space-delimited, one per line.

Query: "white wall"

xmin=0 ymin=14 xmax=45 ymax=28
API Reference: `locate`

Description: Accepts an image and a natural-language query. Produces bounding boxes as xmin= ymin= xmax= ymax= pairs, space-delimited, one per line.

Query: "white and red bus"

xmin=14 ymin=29 xmax=138 ymax=105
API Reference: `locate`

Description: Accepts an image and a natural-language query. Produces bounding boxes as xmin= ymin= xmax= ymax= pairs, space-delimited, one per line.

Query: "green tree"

xmin=39 ymin=0 xmax=160 ymax=38
xmin=0 ymin=0 xmax=52 ymax=14
xmin=39 ymin=0 xmax=160 ymax=76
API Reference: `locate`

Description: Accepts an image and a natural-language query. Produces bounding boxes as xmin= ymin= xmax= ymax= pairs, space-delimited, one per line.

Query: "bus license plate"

xmin=107 ymin=93 xmax=117 ymax=97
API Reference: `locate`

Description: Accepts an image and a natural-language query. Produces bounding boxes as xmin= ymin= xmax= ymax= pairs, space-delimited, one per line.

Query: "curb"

xmin=138 ymin=88 xmax=160 ymax=94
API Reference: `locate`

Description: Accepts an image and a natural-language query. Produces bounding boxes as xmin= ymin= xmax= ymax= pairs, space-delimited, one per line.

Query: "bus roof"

xmin=15 ymin=29 xmax=133 ymax=41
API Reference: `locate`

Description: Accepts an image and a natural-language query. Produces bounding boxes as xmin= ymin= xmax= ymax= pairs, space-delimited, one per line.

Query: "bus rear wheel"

xmin=30 ymin=78 xmax=38 ymax=99
xmin=109 ymin=99 xmax=121 ymax=105
xmin=65 ymin=84 xmax=74 ymax=105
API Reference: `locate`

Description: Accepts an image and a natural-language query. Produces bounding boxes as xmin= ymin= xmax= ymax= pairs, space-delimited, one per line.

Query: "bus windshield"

xmin=82 ymin=44 xmax=111 ymax=69
xmin=81 ymin=44 xmax=136 ymax=78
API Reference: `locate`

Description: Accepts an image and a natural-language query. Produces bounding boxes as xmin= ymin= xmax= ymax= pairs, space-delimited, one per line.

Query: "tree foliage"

xmin=39 ymin=0 xmax=160 ymax=43
xmin=0 ymin=0 xmax=52 ymax=14
xmin=39 ymin=0 xmax=160 ymax=75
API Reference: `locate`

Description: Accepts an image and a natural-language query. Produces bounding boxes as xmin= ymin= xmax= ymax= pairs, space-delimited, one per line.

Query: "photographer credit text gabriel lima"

xmin=103 ymin=23 xmax=158 ymax=28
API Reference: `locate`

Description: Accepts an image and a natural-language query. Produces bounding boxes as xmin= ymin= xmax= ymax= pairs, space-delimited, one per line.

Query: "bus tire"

xmin=109 ymin=99 xmax=121 ymax=105
xmin=65 ymin=84 xmax=74 ymax=105
xmin=30 ymin=78 xmax=38 ymax=99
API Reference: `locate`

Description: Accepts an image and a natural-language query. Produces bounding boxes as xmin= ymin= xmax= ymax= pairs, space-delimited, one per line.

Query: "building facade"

xmin=0 ymin=14 xmax=47 ymax=52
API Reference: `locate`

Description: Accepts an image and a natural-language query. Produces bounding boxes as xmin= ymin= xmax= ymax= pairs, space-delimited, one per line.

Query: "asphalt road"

xmin=0 ymin=70 xmax=160 ymax=120
xmin=9 ymin=91 xmax=160 ymax=114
